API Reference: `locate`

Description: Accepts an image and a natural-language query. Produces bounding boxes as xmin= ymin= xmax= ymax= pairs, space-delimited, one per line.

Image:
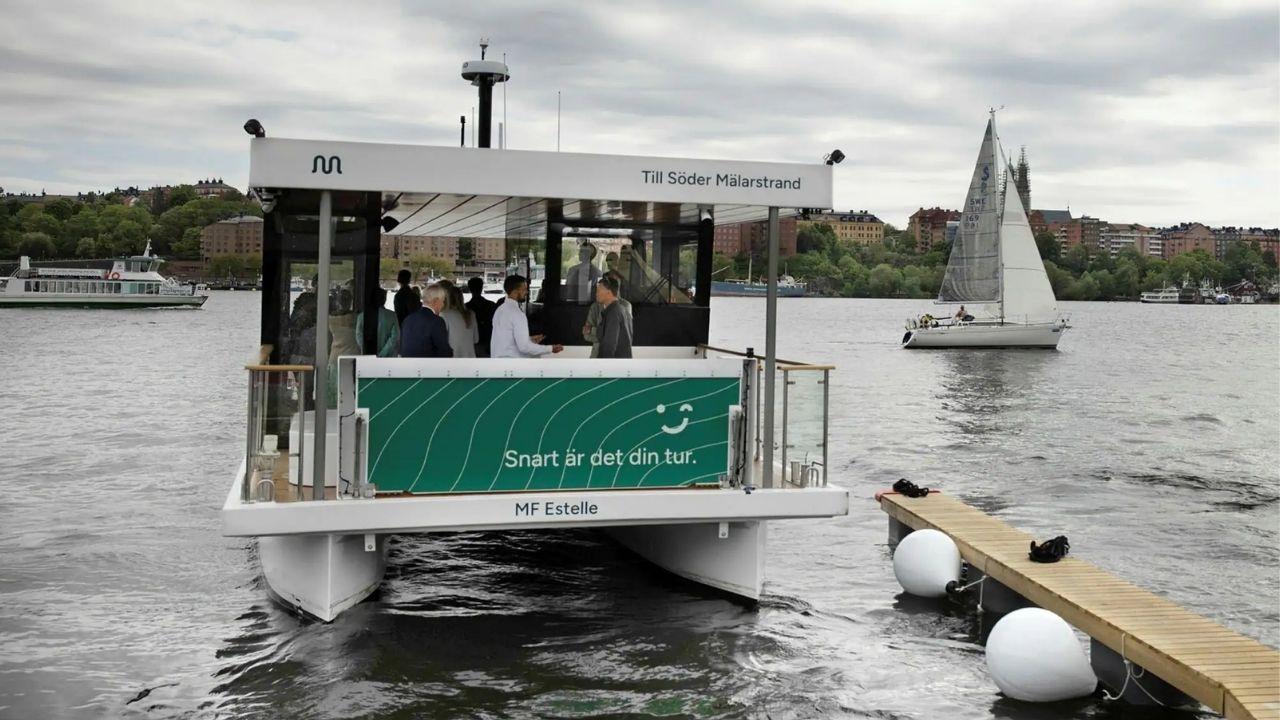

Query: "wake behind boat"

xmin=902 ymin=114 xmax=1067 ymax=349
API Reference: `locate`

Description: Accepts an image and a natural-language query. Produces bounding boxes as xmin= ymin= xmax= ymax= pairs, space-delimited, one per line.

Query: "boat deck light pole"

xmin=313 ymin=190 xmax=332 ymax=500
xmin=461 ymin=39 xmax=510 ymax=149
xmin=762 ymin=206 xmax=780 ymax=488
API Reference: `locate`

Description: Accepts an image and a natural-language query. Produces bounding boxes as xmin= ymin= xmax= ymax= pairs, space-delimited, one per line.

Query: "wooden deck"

xmin=878 ymin=490 xmax=1279 ymax=720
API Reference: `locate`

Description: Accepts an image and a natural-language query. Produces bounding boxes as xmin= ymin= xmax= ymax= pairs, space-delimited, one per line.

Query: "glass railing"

xmin=242 ymin=345 xmax=315 ymax=503
xmin=699 ymin=344 xmax=831 ymax=489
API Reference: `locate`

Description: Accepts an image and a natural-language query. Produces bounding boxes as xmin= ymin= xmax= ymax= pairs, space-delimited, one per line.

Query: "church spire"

xmin=1015 ymin=146 xmax=1031 ymax=212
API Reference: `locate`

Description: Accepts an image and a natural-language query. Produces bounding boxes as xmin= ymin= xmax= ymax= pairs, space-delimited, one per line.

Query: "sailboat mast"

xmin=992 ymin=109 xmax=1006 ymax=323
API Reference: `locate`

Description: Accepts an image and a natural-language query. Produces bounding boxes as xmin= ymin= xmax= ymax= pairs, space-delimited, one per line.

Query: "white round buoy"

xmin=986 ymin=608 xmax=1097 ymax=702
xmin=892 ymin=528 xmax=961 ymax=598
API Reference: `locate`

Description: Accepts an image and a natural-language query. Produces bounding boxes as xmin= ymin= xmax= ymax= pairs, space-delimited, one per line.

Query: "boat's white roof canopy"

xmin=248 ymin=138 xmax=833 ymax=237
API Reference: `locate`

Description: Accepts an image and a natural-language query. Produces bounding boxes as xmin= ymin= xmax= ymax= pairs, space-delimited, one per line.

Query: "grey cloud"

xmin=0 ymin=0 xmax=1275 ymax=227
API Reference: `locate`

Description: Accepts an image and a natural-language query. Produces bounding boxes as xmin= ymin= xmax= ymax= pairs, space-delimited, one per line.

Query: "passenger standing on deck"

xmin=465 ymin=277 xmax=496 ymax=356
xmin=564 ymin=241 xmax=601 ymax=302
xmin=583 ymin=270 xmax=632 ymax=358
xmin=393 ymin=269 xmax=420 ymax=327
xmin=401 ymin=284 xmax=452 ymax=358
xmin=491 ymin=275 xmax=563 ymax=358
xmin=594 ymin=275 xmax=633 ymax=359
xmin=439 ymin=282 xmax=479 ymax=359
xmin=356 ymin=287 xmax=400 ymax=357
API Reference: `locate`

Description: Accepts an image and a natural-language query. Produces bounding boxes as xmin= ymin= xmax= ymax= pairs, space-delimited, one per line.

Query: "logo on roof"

xmin=312 ymin=155 xmax=342 ymax=175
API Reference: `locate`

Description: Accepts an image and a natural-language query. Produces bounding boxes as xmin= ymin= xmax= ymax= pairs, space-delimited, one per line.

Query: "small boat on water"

xmin=1140 ymin=275 xmax=1200 ymax=304
xmin=1139 ymin=285 xmax=1183 ymax=304
xmin=711 ymin=258 xmax=807 ymax=297
xmin=712 ymin=275 xmax=806 ymax=297
xmin=0 ymin=242 xmax=207 ymax=308
xmin=902 ymin=113 xmax=1067 ymax=348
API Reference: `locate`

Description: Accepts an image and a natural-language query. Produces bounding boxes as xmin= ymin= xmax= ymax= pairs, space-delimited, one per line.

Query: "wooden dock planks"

xmin=878 ymin=491 xmax=1279 ymax=720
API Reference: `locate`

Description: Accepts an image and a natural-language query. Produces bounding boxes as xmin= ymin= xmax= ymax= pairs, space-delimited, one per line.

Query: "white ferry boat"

xmin=1139 ymin=285 xmax=1182 ymax=304
xmin=222 ymin=91 xmax=848 ymax=620
xmin=0 ymin=243 xmax=207 ymax=308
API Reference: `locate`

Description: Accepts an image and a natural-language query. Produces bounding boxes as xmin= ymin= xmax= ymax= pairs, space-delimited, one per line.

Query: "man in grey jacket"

xmin=594 ymin=275 xmax=632 ymax=359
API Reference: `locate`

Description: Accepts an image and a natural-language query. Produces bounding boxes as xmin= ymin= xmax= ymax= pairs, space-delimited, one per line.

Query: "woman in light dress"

xmin=438 ymin=280 xmax=478 ymax=358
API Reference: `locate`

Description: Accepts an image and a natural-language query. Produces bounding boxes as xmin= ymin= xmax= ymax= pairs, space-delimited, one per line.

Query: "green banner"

xmin=360 ymin=376 xmax=740 ymax=494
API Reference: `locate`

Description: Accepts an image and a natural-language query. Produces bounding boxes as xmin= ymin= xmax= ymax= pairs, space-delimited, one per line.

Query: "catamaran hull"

xmin=259 ymin=534 xmax=388 ymax=622
xmin=902 ymin=322 xmax=1064 ymax=349
xmin=606 ymin=521 xmax=766 ymax=600
xmin=0 ymin=294 xmax=207 ymax=308
xmin=257 ymin=523 xmax=764 ymax=621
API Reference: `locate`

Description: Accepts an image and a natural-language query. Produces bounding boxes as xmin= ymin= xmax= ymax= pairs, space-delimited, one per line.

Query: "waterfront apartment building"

xmin=712 ymin=219 xmax=798 ymax=257
xmin=1059 ymin=216 xmax=1103 ymax=251
xmin=1160 ymin=223 xmax=1216 ymax=260
xmin=908 ymin=207 xmax=961 ymax=252
xmin=1212 ymin=226 xmax=1280 ymax=261
xmin=200 ymin=215 xmax=263 ymax=265
xmin=1029 ymin=209 xmax=1072 ymax=236
xmin=391 ymin=235 xmax=506 ymax=264
xmin=1100 ymin=223 xmax=1157 ymax=257
xmin=797 ymin=211 xmax=885 ymax=246
xmin=713 ymin=223 xmax=745 ymax=256
xmin=743 ymin=217 xmax=798 ymax=257
xmin=193 ymin=178 xmax=240 ymax=198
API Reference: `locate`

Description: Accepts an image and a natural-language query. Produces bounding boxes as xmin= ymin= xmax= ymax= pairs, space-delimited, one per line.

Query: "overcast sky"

xmin=1 ymin=1 xmax=1276 ymax=228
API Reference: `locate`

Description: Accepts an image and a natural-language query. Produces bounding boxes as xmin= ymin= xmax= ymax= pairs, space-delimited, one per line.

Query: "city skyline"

xmin=1 ymin=1 xmax=1277 ymax=228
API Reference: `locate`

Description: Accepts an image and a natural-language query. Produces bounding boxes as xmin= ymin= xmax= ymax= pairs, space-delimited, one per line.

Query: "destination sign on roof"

xmin=249 ymin=138 xmax=833 ymax=209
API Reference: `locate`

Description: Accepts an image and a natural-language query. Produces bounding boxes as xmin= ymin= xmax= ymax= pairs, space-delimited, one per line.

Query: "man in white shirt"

xmin=491 ymin=275 xmax=564 ymax=358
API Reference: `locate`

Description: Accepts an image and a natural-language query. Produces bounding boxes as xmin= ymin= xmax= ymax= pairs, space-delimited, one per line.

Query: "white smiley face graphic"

xmin=657 ymin=403 xmax=693 ymax=434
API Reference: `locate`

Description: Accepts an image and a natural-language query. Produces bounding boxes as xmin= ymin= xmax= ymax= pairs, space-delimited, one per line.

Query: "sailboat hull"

xmin=902 ymin=321 xmax=1064 ymax=349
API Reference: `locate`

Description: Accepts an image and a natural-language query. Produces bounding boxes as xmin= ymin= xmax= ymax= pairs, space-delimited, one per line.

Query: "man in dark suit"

xmin=594 ymin=275 xmax=633 ymax=359
xmin=401 ymin=283 xmax=453 ymax=358
xmin=465 ymin=276 xmax=497 ymax=357
xmin=393 ymin=269 xmax=420 ymax=327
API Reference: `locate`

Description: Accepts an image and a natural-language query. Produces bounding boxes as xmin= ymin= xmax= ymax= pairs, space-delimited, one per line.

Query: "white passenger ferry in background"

xmin=0 ymin=242 xmax=207 ymax=308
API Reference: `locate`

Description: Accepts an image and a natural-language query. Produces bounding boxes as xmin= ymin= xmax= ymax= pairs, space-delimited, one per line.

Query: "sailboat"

xmin=902 ymin=113 xmax=1068 ymax=349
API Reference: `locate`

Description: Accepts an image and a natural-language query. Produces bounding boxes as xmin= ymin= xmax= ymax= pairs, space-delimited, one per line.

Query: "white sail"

xmin=937 ymin=119 xmax=1002 ymax=305
xmin=996 ymin=143 xmax=1059 ymax=323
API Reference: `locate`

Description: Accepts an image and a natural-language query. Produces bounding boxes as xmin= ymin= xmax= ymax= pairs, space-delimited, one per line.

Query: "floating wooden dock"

xmin=878 ymin=490 xmax=1279 ymax=719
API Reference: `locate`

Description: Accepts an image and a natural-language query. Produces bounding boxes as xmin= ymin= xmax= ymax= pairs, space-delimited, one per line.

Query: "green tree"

xmin=407 ymin=254 xmax=454 ymax=280
xmin=797 ymin=223 xmax=837 ymax=254
xmin=43 ymin=197 xmax=77 ymax=221
xmin=75 ymin=237 xmax=98 ymax=258
xmin=18 ymin=205 xmax=62 ymax=239
xmin=242 ymin=253 xmax=263 ymax=279
xmin=457 ymin=238 xmax=475 ymax=264
xmin=1222 ymin=241 xmax=1269 ymax=284
xmin=1043 ymin=260 xmax=1075 ymax=298
xmin=106 ymin=219 xmax=147 ymax=256
xmin=1061 ymin=243 xmax=1089 ymax=274
xmin=868 ymin=263 xmax=902 ymax=297
xmin=1072 ymin=272 xmax=1101 ymax=300
xmin=1034 ymin=231 xmax=1061 ymax=262
xmin=17 ymin=231 xmax=56 ymax=258
xmin=1112 ymin=260 xmax=1141 ymax=299
xmin=59 ymin=207 xmax=99 ymax=257
xmin=209 ymin=255 xmax=247 ymax=279
xmin=166 ymin=184 xmax=197 ymax=210
xmin=172 ymin=227 xmax=204 ymax=260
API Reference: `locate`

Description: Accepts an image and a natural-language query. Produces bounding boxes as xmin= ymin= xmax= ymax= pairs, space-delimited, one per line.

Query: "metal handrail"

xmin=698 ymin=343 xmax=825 ymax=369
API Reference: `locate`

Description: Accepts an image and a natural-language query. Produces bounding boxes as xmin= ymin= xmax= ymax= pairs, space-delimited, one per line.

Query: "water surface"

xmin=1 ymin=295 xmax=1276 ymax=719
